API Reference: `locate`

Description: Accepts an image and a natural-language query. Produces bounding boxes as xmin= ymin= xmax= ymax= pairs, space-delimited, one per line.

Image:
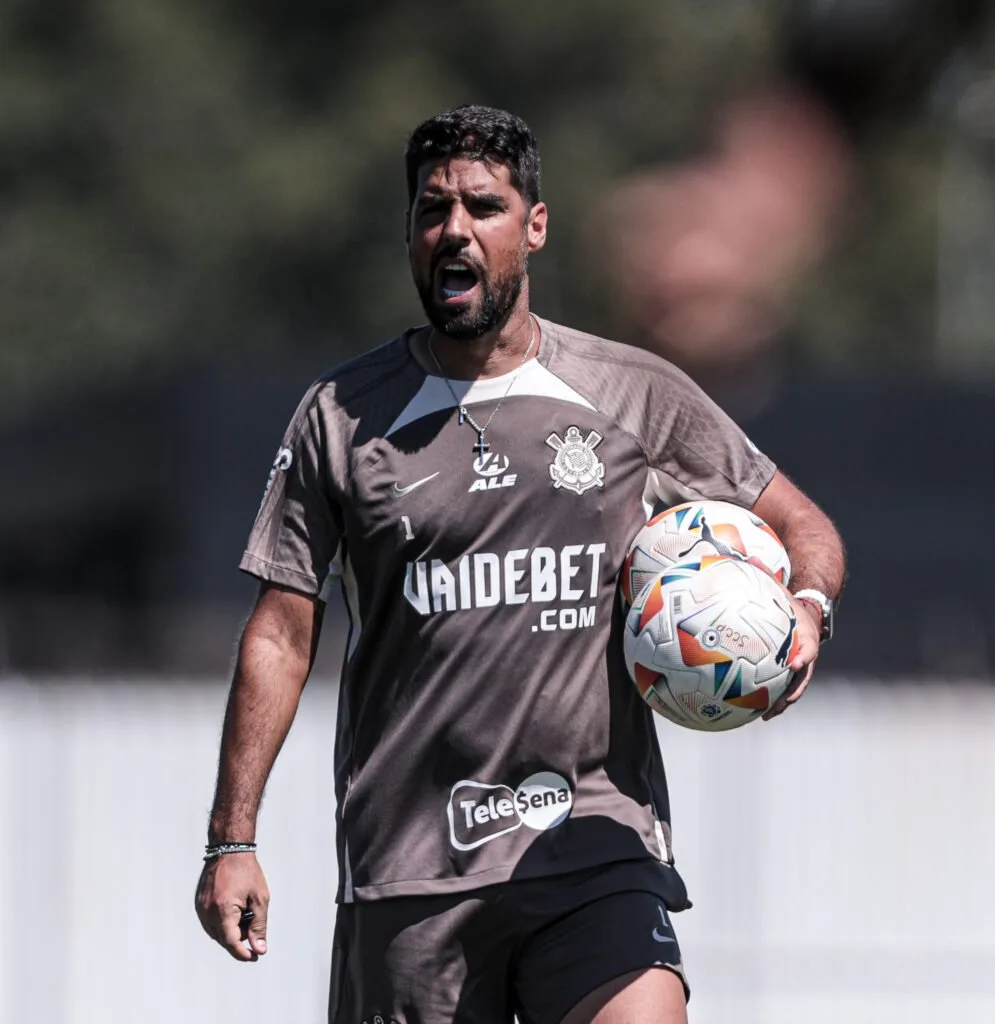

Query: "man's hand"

xmin=195 ymin=584 xmax=318 ymax=963
xmin=195 ymin=853 xmax=270 ymax=961
xmin=763 ymin=595 xmax=821 ymax=721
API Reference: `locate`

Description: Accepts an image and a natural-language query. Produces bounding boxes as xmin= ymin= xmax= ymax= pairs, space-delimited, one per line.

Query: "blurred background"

xmin=1 ymin=1 xmax=994 ymax=1021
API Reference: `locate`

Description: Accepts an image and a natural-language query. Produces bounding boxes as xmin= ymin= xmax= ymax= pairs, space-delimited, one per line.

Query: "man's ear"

xmin=404 ymin=208 xmax=411 ymax=248
xmin=527 ymin=201 xmax=548 ymax=254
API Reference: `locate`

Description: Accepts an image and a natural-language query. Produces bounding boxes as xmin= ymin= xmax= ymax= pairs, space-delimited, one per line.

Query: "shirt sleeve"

xmin=644 ymin=367 xmax=777 ymax=510
xmin=239 ymin=386 xmax=343 ymax=597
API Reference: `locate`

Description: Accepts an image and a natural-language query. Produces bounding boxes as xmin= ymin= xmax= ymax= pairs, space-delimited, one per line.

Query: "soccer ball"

xmin=619 ymin=500 xmax=790 ymax=610
xmin=623 ymin=557 xmax=799 ymax=731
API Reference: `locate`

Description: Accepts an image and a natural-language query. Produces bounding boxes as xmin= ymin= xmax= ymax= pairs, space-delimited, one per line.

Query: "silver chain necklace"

xmin=427 ymin=316 xmax=536 ymax=456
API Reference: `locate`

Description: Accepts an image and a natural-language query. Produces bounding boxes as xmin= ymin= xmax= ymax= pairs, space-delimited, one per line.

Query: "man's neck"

xmin=424 ymin=305 xmax=536 ymax=381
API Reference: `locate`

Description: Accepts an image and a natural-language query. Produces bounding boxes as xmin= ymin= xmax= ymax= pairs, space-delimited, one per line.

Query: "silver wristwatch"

xmin=793 ymin=588 xmax=835 ymax=642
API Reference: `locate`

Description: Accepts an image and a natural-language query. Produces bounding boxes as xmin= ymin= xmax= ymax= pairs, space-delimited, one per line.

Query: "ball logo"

xmin=699 ymin=700 xmax=724 ymax=720
xmin=447 ymin=771 xmax=573 ymax=851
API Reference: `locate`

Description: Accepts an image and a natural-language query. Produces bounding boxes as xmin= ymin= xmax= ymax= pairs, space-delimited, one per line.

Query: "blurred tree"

xmin=0 ymin=0 xmax=972 ymax=418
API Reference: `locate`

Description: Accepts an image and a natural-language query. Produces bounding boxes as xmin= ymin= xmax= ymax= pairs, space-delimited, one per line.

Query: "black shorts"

xmin=328 ymin=858 xmax=691 ymax=1024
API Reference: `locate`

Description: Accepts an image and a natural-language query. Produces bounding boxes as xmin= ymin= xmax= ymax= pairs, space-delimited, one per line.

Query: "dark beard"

xmin=416 ymin=257 xmax=527 ymax=341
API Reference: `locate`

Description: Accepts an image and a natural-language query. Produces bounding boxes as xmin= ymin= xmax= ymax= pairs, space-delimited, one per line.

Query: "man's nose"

xmin=441 ymin=203 xmax=471 ymax=244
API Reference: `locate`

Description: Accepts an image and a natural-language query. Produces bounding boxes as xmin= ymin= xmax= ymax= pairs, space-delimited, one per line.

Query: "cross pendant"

xmin=473 ymin=431 xmax=490 ymax=456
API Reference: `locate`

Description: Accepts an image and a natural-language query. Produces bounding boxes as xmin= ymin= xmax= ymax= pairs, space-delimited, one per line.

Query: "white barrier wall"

xmin=2 ymin=678 xmax=994 ymax=1024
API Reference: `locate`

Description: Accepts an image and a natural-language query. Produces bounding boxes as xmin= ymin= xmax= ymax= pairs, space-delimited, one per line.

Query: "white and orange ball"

xmin=623 ymin=557 xmax=798 ymax=731
xmin=619 ymin=500 xmax=790 ymax=611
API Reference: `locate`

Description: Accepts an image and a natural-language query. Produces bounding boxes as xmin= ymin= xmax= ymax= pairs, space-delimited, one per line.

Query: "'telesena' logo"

xmin=447 ymin=772 xmax=573 ymax=851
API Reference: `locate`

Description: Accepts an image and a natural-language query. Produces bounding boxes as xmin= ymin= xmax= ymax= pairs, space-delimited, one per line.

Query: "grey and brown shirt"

xmin=241 ymin=317 xmax=776 ymax=903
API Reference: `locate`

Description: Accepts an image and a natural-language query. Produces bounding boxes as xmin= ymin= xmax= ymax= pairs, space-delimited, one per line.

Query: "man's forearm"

xmin=208 ymin=596 xmax=316 ymax=844
xmin=776 ymin=498 xmax=846 ymax=600
xmin=752 ymin=471 xmax=846 ymax=600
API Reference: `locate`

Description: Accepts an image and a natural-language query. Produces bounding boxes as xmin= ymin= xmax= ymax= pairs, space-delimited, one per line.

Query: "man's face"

xmin=407 ymin=157 xmax=546 ymax=339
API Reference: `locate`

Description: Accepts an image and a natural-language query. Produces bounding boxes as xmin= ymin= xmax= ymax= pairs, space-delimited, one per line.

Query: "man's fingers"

xmin=788 ymin=617 xmax=820 ymax=672
xmin=785 ymin=661 xmax=815 ymax=704
xmin=789 ymin=634 xmax=819 ymax=673
xmin=219 ymin=907 xmax=256 ymax=962
xmin=246 ymin=902 xmax=269 ymax=956
xmin=762 ymin=687 xmax=793 ymax=721
xmin=764 ymin=599 xmax=820 ymax=722
xmin=763 ymin=661 xmax=814 ymax=721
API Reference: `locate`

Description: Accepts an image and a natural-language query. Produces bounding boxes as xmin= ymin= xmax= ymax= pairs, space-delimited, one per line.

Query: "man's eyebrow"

xmin=468 ymin=192 xmax=508 ymax=206
xmin=416 ymin=188 xmax=509 ymax=208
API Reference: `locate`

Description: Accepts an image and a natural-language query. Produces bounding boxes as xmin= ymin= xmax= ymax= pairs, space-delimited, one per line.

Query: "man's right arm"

xmin=194 ymin=582 xmax=323 ymax=962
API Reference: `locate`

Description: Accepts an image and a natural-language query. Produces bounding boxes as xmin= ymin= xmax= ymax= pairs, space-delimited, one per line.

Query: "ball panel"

xmin=638 ymin=577 xmax=666 ymax=633
xmin=632 ymin=662 xmax=661 ymax=697
xmin=622 ymin=555 xmax=797 ymax=732
xmin=724 ymin=685 xmax=771 ymax=711
xmin=710 ymin=522 xmax=747 ymax=553
xmin=619 ymin=500 xmax=791 ymax=613
xmin=677 ymin=627 xmax=733 ymax=667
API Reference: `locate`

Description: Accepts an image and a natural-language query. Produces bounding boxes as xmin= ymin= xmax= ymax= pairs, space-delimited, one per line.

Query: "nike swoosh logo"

xmin=392 ymin=473 xmax=439 ymax=497
xmin=652 ymin=905 xmax=676 ymax=944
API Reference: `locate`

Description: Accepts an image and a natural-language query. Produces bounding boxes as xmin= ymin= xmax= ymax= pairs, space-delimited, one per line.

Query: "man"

xmin=195 ymin=105 xmax=845 ymax=1024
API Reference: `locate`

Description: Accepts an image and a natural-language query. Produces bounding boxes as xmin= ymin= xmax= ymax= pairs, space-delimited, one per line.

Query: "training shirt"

xmin=241 ymin=316 xmax=776 ymax=902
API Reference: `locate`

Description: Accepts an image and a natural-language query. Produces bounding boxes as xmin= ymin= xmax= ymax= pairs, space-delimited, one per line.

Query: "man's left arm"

xmin=751 ymin=469 xmax=846 ymax=720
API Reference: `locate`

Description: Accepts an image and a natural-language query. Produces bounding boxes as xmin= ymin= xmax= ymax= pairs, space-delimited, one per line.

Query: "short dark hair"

xmin=405 ymin=105 xmax=541 ymax=209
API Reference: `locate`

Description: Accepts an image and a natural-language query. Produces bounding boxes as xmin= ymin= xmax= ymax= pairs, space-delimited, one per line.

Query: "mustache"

xmin=431 ymin=247 xmax=484 ymax=276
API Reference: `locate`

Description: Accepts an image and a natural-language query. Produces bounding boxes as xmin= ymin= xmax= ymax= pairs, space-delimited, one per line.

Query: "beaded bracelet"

xmin=203 ymin=842 xmax=258 ymax=861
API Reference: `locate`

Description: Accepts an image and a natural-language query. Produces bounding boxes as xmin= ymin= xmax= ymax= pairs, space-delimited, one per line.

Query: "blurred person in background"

xmin=595 ymin=0 xmax=995 ymax=413
xmin=194 ymin=104 xmax=844 ymax=1024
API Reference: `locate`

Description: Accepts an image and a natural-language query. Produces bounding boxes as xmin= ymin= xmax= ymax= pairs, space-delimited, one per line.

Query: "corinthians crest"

xmin=545 ymin=426 xmax=605 ymax=495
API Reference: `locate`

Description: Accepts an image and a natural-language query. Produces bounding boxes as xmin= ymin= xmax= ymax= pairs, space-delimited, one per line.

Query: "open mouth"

xmin=436 ymin=259 xmax=480 ymax=303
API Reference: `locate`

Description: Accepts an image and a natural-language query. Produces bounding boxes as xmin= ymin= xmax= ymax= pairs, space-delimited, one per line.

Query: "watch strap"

xmin=793 ymin=588 xmax=835 ymax=642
